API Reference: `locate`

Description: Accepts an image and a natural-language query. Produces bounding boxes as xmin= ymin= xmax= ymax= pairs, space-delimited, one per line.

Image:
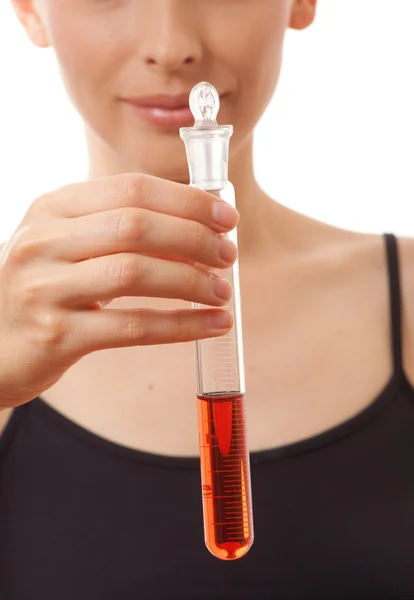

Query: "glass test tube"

xmin=180 ymin=82 xmax=254 ymax=561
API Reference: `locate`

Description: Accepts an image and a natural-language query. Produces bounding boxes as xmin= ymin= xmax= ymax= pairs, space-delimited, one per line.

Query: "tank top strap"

xmin=384 ymin=233 xmax=404 ymax=378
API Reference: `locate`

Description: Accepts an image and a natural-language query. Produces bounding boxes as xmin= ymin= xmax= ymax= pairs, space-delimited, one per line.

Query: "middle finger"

xmin=51 ymin=207 xmax=237 ymax=268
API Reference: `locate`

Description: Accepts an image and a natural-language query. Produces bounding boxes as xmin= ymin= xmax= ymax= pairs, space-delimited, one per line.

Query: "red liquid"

xmin=197 ymin=392 xmax=254 ymax=560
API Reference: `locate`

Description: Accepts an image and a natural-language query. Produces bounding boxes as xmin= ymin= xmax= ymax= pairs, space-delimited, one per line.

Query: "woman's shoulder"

xmin=309 ymin=220 xmax=414 ymax=299
xmin=316 ymin=224 xmax=414 ymax=386
xmin=298 ymin=214 xmax=413 ymax=275
xmin=317 ymin=223 xmax=414 ymax=299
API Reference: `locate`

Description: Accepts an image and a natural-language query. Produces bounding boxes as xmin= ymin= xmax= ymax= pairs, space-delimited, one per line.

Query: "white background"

xmin=0 ymin=0 xmax=413 ymax=243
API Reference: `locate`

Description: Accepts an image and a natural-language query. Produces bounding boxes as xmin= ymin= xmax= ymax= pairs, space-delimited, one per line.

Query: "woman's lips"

xmin=122 ymin=91 xmax=225 ymax=127
xmin=127 ymin=103 xmax=194 ymax=127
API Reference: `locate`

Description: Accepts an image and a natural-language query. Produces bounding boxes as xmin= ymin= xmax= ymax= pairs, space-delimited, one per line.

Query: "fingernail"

xmin=212 ymin=201 xmax=239 ymax=229
xmin=211 ymin=275 xmax=233 ymax=301
xmin=205 ymin=310 xmax=233 ymax=330
xmin=217 ymin=235 xmax=238 ymax=264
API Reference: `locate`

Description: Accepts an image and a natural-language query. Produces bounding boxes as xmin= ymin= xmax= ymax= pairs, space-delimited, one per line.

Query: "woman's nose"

xmin=138 ymin=1 xmax=203 ymax=73
xmin=146 ymin=54 xmax=195 ymax=69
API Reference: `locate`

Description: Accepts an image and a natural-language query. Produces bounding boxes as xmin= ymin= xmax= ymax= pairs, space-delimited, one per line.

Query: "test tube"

xmin=180 ymin=82 xmax=254 ymax=560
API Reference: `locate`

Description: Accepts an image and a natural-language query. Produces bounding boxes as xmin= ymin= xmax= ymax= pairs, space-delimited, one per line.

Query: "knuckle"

xmin=33 ymin=310 xmax=68 ymax=349
xmin=6 ymin=226 xmax=44 ymax=265
xmin=124 ymin=309 xmax=149 ymax=343
xmin=22 ymin=275 xmax=48 ymax=309
xmin=190 ymin=186 xmax=213 ymax=216
xmin=186 ymin=266 xmax=203 ymax=297
xmin=110 ymin=209 xmax=148 ymax=242
xmin=192 ymin=222 xmax=206 ymax=254
xmin=174 ymin=311 xmax=188 ymax=342
xmin=180 ymin=186 xmax=195 ymax=214
xmin=187 ymin=185 xmax=203 ymax=207
xmin=113 ymin=173 xmax=146 ymax=205
xmin=25 ymin=193 xmax=51 ymax=218
xmin=108 ymin=254 xmax=138 ymax=292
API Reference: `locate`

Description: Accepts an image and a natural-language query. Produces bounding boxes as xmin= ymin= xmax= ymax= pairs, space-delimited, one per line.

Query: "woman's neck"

xmin=85 ymin=129 xmax=297 ymax=261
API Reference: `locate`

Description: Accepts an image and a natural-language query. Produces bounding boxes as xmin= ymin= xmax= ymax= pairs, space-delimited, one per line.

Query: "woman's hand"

xmin=0 ymin=173 xmax=239 ymax=409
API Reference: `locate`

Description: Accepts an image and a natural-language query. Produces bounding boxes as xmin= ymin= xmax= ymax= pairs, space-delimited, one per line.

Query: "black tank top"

xmin=1 ymin=232 xmax=414 ymax=599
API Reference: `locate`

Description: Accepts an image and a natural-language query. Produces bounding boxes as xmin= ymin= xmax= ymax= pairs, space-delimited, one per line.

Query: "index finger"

xmin=43 ymin=173 xmax=239 ymax=233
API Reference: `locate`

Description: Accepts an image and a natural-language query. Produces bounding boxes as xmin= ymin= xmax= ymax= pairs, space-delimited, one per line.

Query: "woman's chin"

xmin=129 ymin=156 xmax=190 ymax=184
xmin=120 ymin=138 xmax=191 ymax=183
xmin=147 ymin=165 xmax=190 ymax=184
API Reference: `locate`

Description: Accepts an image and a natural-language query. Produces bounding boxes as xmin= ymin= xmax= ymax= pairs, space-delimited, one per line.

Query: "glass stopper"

xmin=189 ymin=82 xmax=220 ymax=127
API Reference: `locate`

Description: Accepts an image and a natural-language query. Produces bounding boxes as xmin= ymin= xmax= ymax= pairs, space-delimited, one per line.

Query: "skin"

xmin=11 ymin=0 xmax=318 ymax=257
xmin=2 ymin=0 xmax=414 ymax=455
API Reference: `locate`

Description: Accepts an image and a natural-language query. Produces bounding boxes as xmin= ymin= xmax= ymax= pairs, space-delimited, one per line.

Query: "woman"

xmin=1 ymin=0 xmax=414 ymax=597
